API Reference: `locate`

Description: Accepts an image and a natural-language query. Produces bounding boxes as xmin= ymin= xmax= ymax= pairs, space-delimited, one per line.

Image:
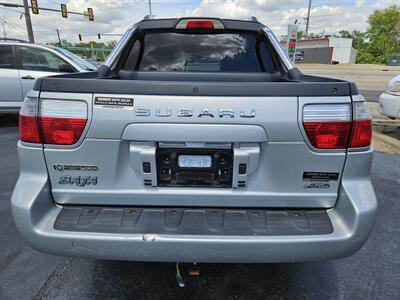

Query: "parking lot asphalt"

xmin=0 ymin=116 xmax=399 ymax=300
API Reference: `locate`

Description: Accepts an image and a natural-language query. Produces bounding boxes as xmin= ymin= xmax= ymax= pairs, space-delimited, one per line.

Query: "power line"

xmin=0 ymin=6 xmax=23 ymax=14
xmin=0 ymin=16 xmax=27 ymax=34
xmin=0 ymin=16 xmax=47 ymax=43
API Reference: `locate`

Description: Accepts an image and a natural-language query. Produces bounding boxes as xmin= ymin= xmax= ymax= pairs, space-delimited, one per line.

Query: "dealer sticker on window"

xmin=94 ymin=97 xmax=134 ymax=110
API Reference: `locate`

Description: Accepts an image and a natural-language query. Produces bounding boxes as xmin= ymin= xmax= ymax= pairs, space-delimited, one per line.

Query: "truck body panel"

xmin=11 ymin=17 xmax=377 ymax=263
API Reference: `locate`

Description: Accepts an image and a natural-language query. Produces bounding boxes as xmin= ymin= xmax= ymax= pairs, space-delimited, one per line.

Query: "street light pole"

xmin=148 ymin=0 xmax=152 ymax=17
xmin=56 ymin=28 xmax=62 ymax=47
xmin=305 ymin=0 xmax=312 ymax=38
xmin=22 ymin=0 xmax=34 ymax=42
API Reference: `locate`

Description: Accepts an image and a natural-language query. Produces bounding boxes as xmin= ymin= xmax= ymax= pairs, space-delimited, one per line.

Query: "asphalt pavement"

xmin=360 ymin=90 xmax=381 ymax=102
xmin=0 ymin=116 xmax=399 ymax=300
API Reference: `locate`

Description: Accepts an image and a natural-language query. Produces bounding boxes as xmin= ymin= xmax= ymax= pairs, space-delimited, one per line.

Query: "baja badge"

xmin=58 ymin=176 xmax=98 ymax=187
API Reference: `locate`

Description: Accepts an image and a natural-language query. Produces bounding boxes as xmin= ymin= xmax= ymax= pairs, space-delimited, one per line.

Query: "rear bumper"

xmin=11 ymin=144 xmax=377 ymax=263
xmin=378 ymin=92 xmax=400 ymax=119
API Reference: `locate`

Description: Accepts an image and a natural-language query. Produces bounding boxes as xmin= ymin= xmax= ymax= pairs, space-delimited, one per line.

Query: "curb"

xmin=372 ymin=131 xmax=400 ymax=154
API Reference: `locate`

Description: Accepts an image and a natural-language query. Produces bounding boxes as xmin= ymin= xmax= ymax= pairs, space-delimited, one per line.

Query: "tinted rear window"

xmin=125 ymin=32 xmax=276 ymax=73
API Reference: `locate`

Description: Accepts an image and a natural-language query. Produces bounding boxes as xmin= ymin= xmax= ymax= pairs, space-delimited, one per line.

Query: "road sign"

xmin=286 ymin=24 xmax=298 ymax=64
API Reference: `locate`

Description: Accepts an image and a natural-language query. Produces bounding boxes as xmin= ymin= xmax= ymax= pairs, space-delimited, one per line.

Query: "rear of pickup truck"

xmin=11 ymin=18 xmax=377 ymax=263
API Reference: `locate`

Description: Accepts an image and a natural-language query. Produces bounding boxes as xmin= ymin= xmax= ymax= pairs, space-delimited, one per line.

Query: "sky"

xmin=0 ymin=0 xmax=398 ymax=44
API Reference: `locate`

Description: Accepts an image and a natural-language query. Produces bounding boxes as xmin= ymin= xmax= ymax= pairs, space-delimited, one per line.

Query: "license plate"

xmin=178 ymin=155 xmax=212 ymax=168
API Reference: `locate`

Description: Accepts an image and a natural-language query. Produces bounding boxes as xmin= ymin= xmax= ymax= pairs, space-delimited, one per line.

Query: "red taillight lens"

xmin=350 ymin=119 xmax=372 ymax=148
xmin=303 ymin=104 xmax=352 ymax=150
xmin=19 ymin=114 xmax=40 ymax=143
xmin=176 ymin=19 xmax=224 ymax=30
xmin=39 ymin=100 xmax=87 ymax=145
xmin=39 ymin=116 xmax=87 ymax=145
xmin=349 ymin=101 xmax=372 ymax=148
xmin=186 ymin=20 xmax=214 ymax=30
xmin=303 ymin=101 xmax=372 ymax=150
xmin=303 ymin=121 xmax=351 ymax=149
xmin=19 ymin=98 xmax=87 ymax=145
xmin=19 ymin=97 xmax=40 ymax=143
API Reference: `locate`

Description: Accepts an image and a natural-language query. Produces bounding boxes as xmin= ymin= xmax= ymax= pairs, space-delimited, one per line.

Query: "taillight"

xmin=19 ymin=97 xmax=40 ymax=143
xmin=350 ymin=101 xmax=372 ymax=148
xmin=39 ymin=100 xmax=87 ymax=145
xmin=186 ymin=20 xmax=214 ymax=30
xmin=19 ymin=97 xmax=87 ymax=145
xmin=175 ymin=19 xmax=225 ymax=30
xmin=303 ymin=104 xmax=351 ymax=149
xmin=303 ymin=102 xmax=372 ymax=150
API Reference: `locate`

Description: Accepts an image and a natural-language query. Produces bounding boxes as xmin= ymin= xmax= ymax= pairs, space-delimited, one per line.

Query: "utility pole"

xmin=148 ymin=0 xmax=152 ymax=17
xmin=56 ymin=29 xmax=62 ymax=47
xmin=22 ymin=0 xmax=34 ymax=42
xmin=305 ymin=0 xmax=312 ymax=38
xmin=1 ymin=21 xmax=6 ymax=38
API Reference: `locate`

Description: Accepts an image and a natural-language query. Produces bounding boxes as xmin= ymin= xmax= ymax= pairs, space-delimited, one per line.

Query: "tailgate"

xmin=41 ymin=92 xmax=351 ymax=208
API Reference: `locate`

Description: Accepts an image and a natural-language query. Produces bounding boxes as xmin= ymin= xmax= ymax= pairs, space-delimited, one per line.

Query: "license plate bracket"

xmin=157 ymin=148 xmax=233 ymax=188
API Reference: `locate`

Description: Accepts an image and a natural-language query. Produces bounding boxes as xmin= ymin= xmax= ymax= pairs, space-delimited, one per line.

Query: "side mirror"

xmin=59 ymin=63 xmax=75 ymax=73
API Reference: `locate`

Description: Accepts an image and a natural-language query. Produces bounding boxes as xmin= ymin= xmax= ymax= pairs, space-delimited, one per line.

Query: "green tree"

xmin=366 ymin=5 xmax=400 ymax=64
xmin=337 ymin=5 xmax=400 ymax=64
xmin=337 ymin=30 xmax=367 ymax=51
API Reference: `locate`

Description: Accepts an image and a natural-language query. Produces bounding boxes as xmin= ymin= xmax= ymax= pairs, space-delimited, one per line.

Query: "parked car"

xmin=379 ymin=74 xmax=400 ymax=119
xmin=0 ymin=39 xmax=97 ymax=113
xmin=12 ymin=18 xmax=377 ymax=264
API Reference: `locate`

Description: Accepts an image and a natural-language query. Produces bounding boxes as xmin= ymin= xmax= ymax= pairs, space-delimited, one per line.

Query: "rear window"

xmin=124 ymin=32 xmax=277 ymax=73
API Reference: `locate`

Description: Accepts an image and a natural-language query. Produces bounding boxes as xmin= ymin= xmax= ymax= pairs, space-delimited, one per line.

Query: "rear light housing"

xmin=19 ymin=97 xmax=40 ymax=143
xmin=176 ymin=19 xmax=225 ymax=30
xmin=350 ymin=101 xmax=372 ymax=148
xmin=19 ymin=97 xmax=87 ymax=145
xmin=303 ymin=101 xmax=372 ymax=150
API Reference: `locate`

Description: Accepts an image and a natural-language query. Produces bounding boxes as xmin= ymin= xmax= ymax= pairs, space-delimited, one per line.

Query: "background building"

xmin=280 ymin=37 xmax=356 ymax=64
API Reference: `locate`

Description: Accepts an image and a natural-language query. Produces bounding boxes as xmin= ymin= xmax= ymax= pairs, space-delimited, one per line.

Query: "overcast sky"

xmin=0 ymin=0 xmax=397 ymax=44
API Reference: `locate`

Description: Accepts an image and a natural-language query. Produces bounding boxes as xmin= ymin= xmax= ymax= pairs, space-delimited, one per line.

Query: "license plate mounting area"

xmin=156 ymin=148 xmax=233 ymax=188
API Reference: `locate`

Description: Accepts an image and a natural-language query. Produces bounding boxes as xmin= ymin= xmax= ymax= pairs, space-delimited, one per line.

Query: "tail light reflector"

xmin=19 ymin=98 xmax=87 ymax=145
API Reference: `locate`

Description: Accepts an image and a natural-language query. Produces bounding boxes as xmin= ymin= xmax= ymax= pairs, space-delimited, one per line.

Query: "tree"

xmin=366 ymin=5 xmax=400 ymax=64
xmin=336 ymin=5 xmax=400 ymax=64
xmin=337 ymin=30 xmax=367 ymax=51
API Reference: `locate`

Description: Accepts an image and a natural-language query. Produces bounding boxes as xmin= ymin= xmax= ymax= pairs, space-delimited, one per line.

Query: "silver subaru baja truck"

xmin=12 ymin=18 xmax=377 ymax=263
